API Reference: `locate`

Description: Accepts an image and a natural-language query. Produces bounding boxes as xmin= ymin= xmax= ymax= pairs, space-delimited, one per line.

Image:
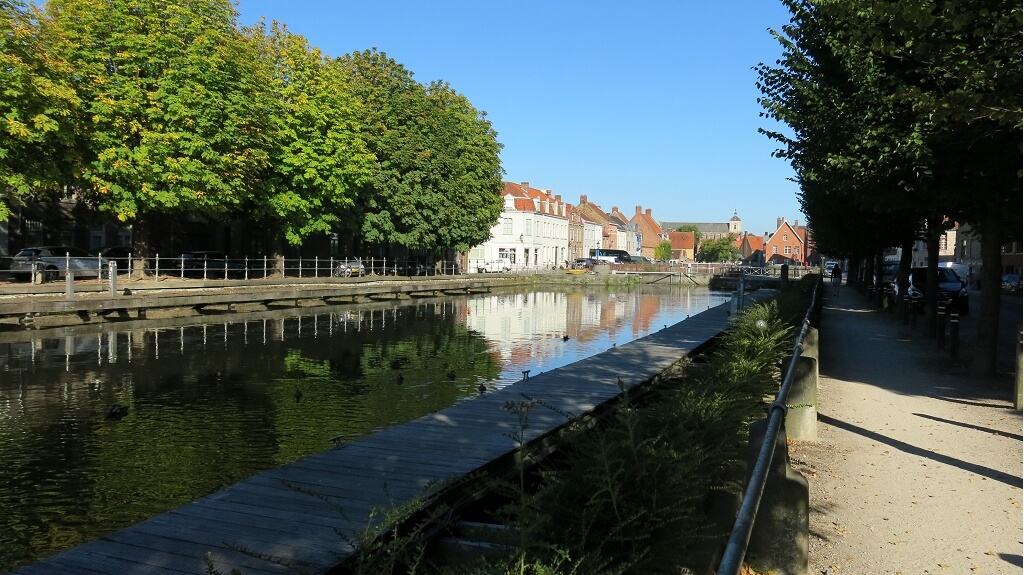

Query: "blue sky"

xmin=235 ymin=1 xmax=802 ymax=236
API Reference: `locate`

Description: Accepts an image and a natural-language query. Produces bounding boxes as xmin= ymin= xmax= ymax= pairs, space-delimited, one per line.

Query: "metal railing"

xmin=717 ymin=277 xmax=821 ymax=575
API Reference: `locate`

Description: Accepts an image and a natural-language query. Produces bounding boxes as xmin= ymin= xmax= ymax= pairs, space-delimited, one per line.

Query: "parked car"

xmin=179 ymin=251 xmax=247 ymax=279
xmin=1001 ymin=273 xmax=1022 ymax=293
xmin=477 ymin=259 xmax=512 ymax=273
xmin=97 ymin=246 xmax=134 ymax=274
xmin=886 ymin=266 xmax=969 ymax=314
xmin=10 ymin=246 xmax=108 ymax=282
xmin=572 ymin=258 xmax=597 ymax=270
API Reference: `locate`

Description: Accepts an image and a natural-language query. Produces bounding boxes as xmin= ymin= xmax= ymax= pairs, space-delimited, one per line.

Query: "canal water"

xmin=0 ymin=284 xmax=729 ymax=571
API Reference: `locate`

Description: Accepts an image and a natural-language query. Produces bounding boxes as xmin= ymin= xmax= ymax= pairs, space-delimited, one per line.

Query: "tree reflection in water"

xmin=0 ymin=285 xmax=728 ymax=571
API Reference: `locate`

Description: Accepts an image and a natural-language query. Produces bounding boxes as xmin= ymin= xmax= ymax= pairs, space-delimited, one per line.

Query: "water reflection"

xmin=0 ymin=285 xmax=727 ymax=571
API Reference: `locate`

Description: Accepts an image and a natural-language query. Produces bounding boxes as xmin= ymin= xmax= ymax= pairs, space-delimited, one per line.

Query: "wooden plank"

xmin=101 ymin=529 xmax=296 ymax=575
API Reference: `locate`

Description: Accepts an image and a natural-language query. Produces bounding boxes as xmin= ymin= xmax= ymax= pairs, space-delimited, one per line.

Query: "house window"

xmin=785 ymin=246 xmax=792 ymax=255
xmin=772 ymin=246 xmax=778 ymax=255
xmin=783 ymin=233 xmax=789 ymax=241
xmin=795 ymin=246 xmax=800 ymax=254
xmin=503 ymin=218 xmax=512 ymax=235
xmin=525 ymin=219 xmax=532 ymax=236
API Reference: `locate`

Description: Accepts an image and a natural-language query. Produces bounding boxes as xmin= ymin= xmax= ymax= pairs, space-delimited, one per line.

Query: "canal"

xmin=0 ymin=284 xmax=730 ymax=572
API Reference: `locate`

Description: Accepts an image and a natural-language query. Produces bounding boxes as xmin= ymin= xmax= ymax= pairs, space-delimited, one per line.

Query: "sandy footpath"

xmin=789 ymin=284 xmax=1023 ymax=575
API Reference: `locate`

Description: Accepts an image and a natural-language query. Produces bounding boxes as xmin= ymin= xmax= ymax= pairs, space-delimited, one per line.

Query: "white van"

xmin=477 ymin=259 xmax=512 ymax=273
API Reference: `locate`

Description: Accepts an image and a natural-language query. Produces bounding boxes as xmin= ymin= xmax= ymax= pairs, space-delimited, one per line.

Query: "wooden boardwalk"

xmin=11 ymin=303 xmax=733 ymax=575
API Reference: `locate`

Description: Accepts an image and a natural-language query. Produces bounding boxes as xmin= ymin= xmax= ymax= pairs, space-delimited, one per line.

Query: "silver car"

xmin=10 ymin=246 xmax=108 ymax=282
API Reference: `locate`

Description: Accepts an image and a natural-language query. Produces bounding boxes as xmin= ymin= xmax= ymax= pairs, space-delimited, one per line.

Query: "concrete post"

xmin=783 ymin=328 xmax=818 ymax=441
xmin=109 ymin=262 xmax=118 ymax=297
xmin=65 ymin=272 xmax=74 ymax=297
xmin=745 ymin=419 xmax=809 ymax=575
xmin=1015 ymin=326 xmax=1022 ymax=412
xmin=780 ymin=264 xmax=789 ymax=290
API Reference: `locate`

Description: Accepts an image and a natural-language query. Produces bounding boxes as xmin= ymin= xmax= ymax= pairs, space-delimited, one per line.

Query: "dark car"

xmin=10 ymin=246 xmax=108 ymax=282
xmin=1001 ymin=273 xmax=1022 ymax=293
xmin=887 ymin=267 xmax=969 ymax=314
xmin=179 ymin=251 xmax=247 ymax=279
xmin=97 ymin=246 xmax=135 ymax=274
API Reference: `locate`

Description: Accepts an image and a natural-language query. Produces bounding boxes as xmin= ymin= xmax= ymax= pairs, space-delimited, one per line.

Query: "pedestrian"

xmin=831 ymin=265 xmax=842 ymax=294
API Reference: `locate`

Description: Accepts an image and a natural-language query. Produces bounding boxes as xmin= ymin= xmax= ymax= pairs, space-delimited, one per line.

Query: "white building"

xmin=470 ymin=182 xmax=572 ymax=271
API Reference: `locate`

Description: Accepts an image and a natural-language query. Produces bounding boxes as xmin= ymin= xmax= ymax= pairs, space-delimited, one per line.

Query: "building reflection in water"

xmin=0 ymin=285 xmax=727 ymax=572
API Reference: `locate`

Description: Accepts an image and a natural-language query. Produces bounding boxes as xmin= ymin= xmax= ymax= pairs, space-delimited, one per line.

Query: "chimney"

xmin=636 ymin=205 xmax=642 ymax=215
xmin=646 ymin=208 xmax=652 ymax=216
xmin=580 ymin=194 xmax=587 ymax=205
xmin=521 ymin=181 xmax=529 ymax=190
xmin=555 ymin=195 xmax=561 ymax=202
xmin=794 ymin=219 xmax=799 ymax=228
xmin=777 ymin=217 xmax=784 ymax=229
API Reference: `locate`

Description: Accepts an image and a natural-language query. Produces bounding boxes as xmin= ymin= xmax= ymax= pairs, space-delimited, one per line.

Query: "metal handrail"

xmin=717 ymin=277 xmax=821 ymax=575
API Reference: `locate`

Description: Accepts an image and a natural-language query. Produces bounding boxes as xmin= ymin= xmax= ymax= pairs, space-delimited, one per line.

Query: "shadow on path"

xmin=817 ymin=413 xmax=1022 ymax=487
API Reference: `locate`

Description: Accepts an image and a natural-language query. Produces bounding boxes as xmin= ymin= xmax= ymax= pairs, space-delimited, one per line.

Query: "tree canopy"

xmin=697 ymin=236 xmax=739 ymax=263
xmin=757 ymin=0 xmax=1021 ymax=376
xmin=1 ymin=0 xmax=505 ymax=253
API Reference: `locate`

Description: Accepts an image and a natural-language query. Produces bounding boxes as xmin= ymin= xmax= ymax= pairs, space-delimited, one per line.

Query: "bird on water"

xmin=105 ymin=404 xmax=129 ymax=420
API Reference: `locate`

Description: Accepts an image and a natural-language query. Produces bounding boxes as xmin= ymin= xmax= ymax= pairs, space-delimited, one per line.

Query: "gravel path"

xmin=790 ymin=284 xmax=1023 ymax=575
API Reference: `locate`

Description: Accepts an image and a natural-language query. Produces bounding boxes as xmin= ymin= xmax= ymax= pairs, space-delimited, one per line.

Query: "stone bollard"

xmin=937 ymin=303 xmax=946 ymax=349
xmin=745 ymin=418 xmax=809 ymax=575
xmin=949 ymin=311 xmax=959 ymax=359
xmin=1015 ymin=326 xmax=1022 ymax=411
xmin=783 ymin=328 xmax=818 ymax=441
xmin=65 ymin=271 xmax=75 ymax=297
xmin=108 ymin=261 xmax=118 ymax=296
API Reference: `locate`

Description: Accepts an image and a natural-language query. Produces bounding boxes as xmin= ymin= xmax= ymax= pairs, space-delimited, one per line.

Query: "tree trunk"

xmin=873 ymin=250 xmax=885 ymax=307
xmin=923 ymin=219 xmax=941 ymax=337
xmin=130 ymin=218 xmax=153 ymax=280
xmin=896 ymin=238 xmax=913 ymax=319
xmin=972 ymin=215 xmax=1004 ymax=378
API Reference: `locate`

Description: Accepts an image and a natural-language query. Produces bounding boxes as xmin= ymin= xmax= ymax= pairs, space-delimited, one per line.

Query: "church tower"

xmin=729 ymin=210 xmax=742 ymax=234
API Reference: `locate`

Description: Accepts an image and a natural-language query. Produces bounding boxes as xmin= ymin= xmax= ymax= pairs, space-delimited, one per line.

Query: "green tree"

xmin=655 ymin=240 xmax=673 ymax=261
xmin=757 ymin=0 xmax=1021 ymax=375
xmin=338 ymin=49 xmax=504 ymax=253
xmin=244 ymin=21 xmax=375 ymax=248
xmin=43 ymin=0 xmax=278 ymax=251
xmin=0 ymin=0 xmax=82 ymax=219
xmin=697 ymin=236 xmax=739 ymax=262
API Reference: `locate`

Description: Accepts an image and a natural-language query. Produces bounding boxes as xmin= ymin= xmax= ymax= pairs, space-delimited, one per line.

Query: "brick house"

xmin=629 ymin=205 xmax=663 ymax=258
xmin=738 ymin=233 xmax=766 ymax=264
xmin=764 ymin=217 xmax=810 ymax=265
xmin=663 ymin=231 xmax=696 ymax=262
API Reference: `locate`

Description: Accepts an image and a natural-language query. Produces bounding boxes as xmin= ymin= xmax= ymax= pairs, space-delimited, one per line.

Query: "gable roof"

xmin=666 ymin=231 xmax=695 ymax=251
